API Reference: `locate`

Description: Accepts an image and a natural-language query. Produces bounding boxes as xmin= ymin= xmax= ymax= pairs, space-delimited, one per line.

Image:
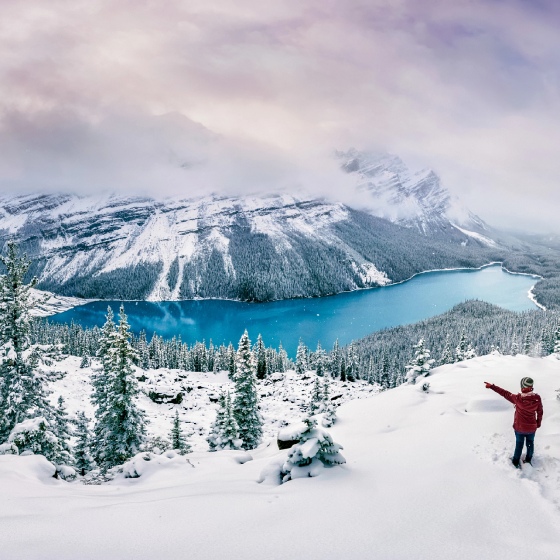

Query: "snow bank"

xmin=0 ymin=454 xmax=57 ymax=485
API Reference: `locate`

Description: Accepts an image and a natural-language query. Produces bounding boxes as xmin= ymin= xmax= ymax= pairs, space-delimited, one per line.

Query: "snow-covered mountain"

xmin=0 ymin=155 xmax=500 ymax=301
xmin=338 ymin=148 xmax=489 ymax=236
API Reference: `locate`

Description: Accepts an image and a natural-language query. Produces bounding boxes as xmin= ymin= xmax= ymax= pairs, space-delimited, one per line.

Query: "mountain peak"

xmin=336 ymin=149 xmax=485 ymax=236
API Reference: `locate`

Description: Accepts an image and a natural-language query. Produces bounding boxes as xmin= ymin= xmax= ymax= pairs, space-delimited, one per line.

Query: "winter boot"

xmin=511 ymin=458 xmax=521 ymax=469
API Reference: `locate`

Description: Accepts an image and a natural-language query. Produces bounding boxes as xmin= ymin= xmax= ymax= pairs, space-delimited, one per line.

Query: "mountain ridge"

xmin=0 ymin=150 xmax=542 ymax=303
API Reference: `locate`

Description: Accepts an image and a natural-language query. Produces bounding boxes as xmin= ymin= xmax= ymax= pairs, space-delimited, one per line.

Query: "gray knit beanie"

xmin=520 ymin=377 xmax=534 ymax=388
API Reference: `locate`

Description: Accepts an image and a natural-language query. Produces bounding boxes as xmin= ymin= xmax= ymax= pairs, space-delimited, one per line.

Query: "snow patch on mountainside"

xmin=353 ymin=262 xmax=390 ymax=285
xmin=30 ymin=289 xmax=93 ymax=317
xmin=452 ymin=223 xmax=498 ymax=247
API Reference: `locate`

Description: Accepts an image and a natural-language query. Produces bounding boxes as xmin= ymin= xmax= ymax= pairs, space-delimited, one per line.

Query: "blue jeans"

xmin=513 ymin=431 xmax=535 ymax=463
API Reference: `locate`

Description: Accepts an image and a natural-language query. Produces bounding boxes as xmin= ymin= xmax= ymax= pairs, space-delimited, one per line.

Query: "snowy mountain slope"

xmin=339 ymin=148 xmax=488 ymax=236
xmin=0 ymin=191 xmax=502 ymax=301
xmin=1 ymin=354 xmax=560 ymax=559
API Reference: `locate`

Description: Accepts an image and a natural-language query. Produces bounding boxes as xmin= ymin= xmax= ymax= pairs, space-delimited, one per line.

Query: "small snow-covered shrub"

xmin=115 ymin=450 xmax=193 ymax=480
xmin=56 ymin=465 xmax=77 ymax=481
xmin=0 ymin=442 xmax=18 ymax=455
xmin=321 ymin=402 xmax=338 ymax=428
xmin=8 ymin=417 xmax=60 ymax=461
xmin=142 ymin=436 xmax=171 ymax=455
xmin=274 ymin=418 xmax=345 ymax=484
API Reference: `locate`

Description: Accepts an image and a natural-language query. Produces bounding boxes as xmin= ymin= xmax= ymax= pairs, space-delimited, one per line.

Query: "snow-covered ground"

xmin=1 ymin=354 xmax=560 ymax=559
xmin=41 ymin=358 xmax=378 ymax=450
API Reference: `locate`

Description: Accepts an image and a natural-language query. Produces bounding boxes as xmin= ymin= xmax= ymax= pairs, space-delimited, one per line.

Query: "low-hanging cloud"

xmin=1 ymin=0 xmax=560 ymax=231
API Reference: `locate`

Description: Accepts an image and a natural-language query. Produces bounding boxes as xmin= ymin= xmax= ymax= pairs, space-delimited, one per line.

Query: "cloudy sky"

xmin=1 ymin=0 xmax=559 ymax=232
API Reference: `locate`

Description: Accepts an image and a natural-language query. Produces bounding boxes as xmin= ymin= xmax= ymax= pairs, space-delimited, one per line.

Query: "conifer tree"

xmin=455 ymin=332 xmax=476 ymax=361
xmin=91 ymin=307 xmax=115 ymax=463
xmin=8 ymin=416 xmax=62 ymax=462
xmin=380 ymin=353 xmax=390 ymax=388
xmin=405 ymin=339 xmax=435 ymax=384
xmin=255 ymin=334 xmax=267 ymax=380
xmin=0 ymin=241 xmax=52 ymax=442
xmin=345 ymin=342 xmax=358 ymax=382
xmin=208 ymin=391 xmax=241 ymax=450
xmin=93 ymin=306 xmax=147 ymax=469
xmin=277 ymin=342 xmax=288 ymax=373
xmin=295 ymin=339 xmax=308 ymax=375
xmin=309 ymin=377 xmax=324 ymax=415
xmin=74 ymin=411 xmax=95 ymax=475
xmin=321 ymin=378 xmax=337 ymax=427
xmin=53 ymin=395 xmax=73 ymax=465
xmin=80 ymin=352 xmax=91 ymax=369
xmin=330 ymin=339 xmax=341 ymax=378
xmin=233 ymin=330 xmax=262 ymax=450
xmin=170 ymin=410 xmax=191 ymax=455
xmin=523 ymin=327 xmax=532 ymax=355
xmin=440 ymin=334 xmax=454 ymax=365
xmin=314 ymin=342 xmax=325 ymax=376
xmin=227 ymin=343 xmax=236 ymax=378
xmin=553 ymin=323 xmax=560 ymax=355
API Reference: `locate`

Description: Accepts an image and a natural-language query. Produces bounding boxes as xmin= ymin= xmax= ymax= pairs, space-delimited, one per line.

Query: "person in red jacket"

xmin=484 ymin=377 xmax=543 ymax=468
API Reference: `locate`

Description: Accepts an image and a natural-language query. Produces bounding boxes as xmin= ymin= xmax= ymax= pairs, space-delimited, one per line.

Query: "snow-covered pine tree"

xmin=309 ymin=377 xmax=323 ymax=415
xmin=0 ymin=241 xmax=52 ymax=443
xmin=277 ymin=342 xmax=288 ymax=373
xmin=53 ymin=395 xmax=73 ymax=465
xmin=553 ymin=323 xmax=560 ymax=355
xmin=233 ymin=330 xmax=262 ymax=450
xmin=321 ymin=377 xmax=337 ymax=427
xmin=208 ymin=391 xmax=241 ymax=450
xmin=8 ymin=416 xmax=61 ymax=461
xmin=380 ymin=353 xmax=390 ymax=389
xmin=455 ymin=332 xmax=477 ymax=362
xmin=346 ymin=342 xmax=357 ymax=382
xmin=295 ymin=339 xmax=308 ymax=375
xmin=330 ymin=339 xmax=341 ymax=378
xmin=137 ymin=330 xmax=151 ymax=369
xmin=91 ymin=306 xmax=115 ymax=464
xmin=405 ymin=338 xmax=435 ymax=384
xmin=170 ymin=410 xmax=191 ymax=455
xmin=94 ymin=305 xmax=147 ymax=469
xmin=255 ymin=334 xmax=267 ymax=380
xmin=74 ymin=411 xmax=95 ymax=475
xmin=440 ymin=334 xmax=454 ymax=365
xmin=314 ymin=342 xmax=325 ymax=376
xmin=227 ymin=343 xmax=236 ymax=378
xmin=207 ymin=392 xmax=226 ymax=451
xmin=280 ymin=418 xmax=345 ymax=483
xmin=523 ymin=327 xmax=532 ymax=355
xmin=80 ymin=352 xmax=91 ymax=369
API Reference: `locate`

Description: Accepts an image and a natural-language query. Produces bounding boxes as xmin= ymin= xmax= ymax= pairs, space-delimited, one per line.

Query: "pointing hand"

xmin=484 ymin=382 xmax=492 ymax=389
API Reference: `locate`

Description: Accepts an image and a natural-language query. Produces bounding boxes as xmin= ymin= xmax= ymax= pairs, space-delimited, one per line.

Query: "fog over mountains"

xmin=0 ymin=151 xmax=541 ymax=302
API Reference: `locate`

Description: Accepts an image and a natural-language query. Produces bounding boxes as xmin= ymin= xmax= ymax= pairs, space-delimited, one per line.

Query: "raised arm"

xmin=484 ymin=382 xmax=515 ymax=404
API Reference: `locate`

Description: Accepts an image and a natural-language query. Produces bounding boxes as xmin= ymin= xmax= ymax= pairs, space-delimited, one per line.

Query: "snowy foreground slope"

xmin=1 ymin=354 xmax=560 ymax=560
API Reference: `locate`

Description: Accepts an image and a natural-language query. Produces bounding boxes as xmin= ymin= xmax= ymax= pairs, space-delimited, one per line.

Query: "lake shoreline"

xmin=41 ymin=261 xmax=544 ymax=317
xmin=46 ymin=266 xmax=541 ymax=355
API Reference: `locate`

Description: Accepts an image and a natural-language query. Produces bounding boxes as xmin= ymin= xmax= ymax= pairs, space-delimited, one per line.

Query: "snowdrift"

xmin=1 ymin=354 xmax=560 ymax=559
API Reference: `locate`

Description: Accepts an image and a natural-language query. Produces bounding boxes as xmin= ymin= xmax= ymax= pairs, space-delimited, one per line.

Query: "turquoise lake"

xmin=49 ymin=265 xmax=540 ymax=355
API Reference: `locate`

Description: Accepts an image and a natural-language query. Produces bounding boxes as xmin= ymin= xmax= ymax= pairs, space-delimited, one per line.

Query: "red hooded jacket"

xmin=488 ymin=384 xmax=543 ymax=433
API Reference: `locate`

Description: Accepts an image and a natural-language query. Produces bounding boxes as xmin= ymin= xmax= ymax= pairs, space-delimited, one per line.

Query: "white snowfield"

xmin=1 ymin=354 xmax=560 ymax=559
